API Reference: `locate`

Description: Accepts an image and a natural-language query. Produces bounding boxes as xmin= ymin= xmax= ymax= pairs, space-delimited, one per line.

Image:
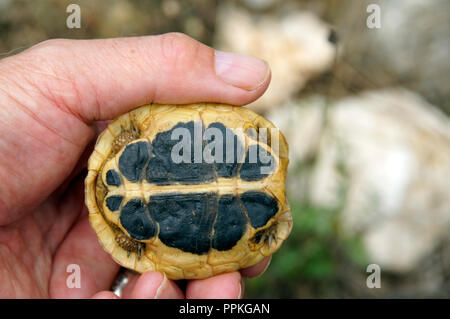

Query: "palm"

xmin=0 ymin=200 xmax=57 ymax=298
xmin=0 ymin=111 xmax=118 ymax=298
xmin=0 ymin=184 xmax=98 ymax=298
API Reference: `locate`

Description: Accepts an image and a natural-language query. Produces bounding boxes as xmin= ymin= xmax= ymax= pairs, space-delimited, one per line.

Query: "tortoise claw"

xmin=269 ymin=232 xmax=278 ymax=249
xmin=115 ymin=229 xmax=146 ymax=259
xmin=251 ymin=222 xmax=279 ymax=249
xmin=258 ymin=234 xmax=266 ymax=246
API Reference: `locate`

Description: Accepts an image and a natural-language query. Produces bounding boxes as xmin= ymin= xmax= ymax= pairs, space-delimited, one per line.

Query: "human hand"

xmin=0 ymin=33 xmax=271 ymax=298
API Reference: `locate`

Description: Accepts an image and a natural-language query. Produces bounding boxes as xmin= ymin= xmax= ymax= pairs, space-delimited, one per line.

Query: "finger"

xmin=52 ymin=141 xmax=95 ymax=197
xmin=49 ymin=210 xmax=120 ymax=298
xmin=127 ymin=271 xmax=184 ymax=299
xmin=91 ymin=291 xmax=119 ymax=299
xmin=53 ymin=121 xmax=110 ymax=197
xmin=42 ymin=171 xmax=87 ymax=254
xmin=186 ymin=271 xmax=242 ymax=299
xmin=120 ymin=271 xmax=140 ymax=298
xmin=0 ymin=33 xmax=270 ymax=224
xmin=240 ymin=256 xmax=272 ymax=278
xmin=5 ymin=33 xmax=270 ymax=123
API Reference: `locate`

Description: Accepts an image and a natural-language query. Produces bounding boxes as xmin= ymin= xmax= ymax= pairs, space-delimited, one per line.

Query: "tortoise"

xmin=85 ymin=103 xmax=292 ymax=280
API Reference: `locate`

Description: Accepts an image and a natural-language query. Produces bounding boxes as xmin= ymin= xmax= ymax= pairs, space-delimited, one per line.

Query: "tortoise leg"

xmin=114 ymin=230 xmax=146 ymax=259
xmin=252 ymin=222 xmax=278 ymax=249
xmin=111 ymin=121 xmax=141 ymax=154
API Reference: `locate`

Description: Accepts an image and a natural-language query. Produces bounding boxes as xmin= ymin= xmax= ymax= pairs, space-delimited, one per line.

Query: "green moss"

xmin=245 ymin=198 xmax=368 ymax=297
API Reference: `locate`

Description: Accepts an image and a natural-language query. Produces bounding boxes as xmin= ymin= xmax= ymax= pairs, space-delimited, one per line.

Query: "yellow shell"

xmin=85 ymin=103 xmax=292 ymax=280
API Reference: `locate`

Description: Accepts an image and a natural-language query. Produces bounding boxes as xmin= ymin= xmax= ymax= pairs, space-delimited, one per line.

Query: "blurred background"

xmin=1 ymin=0 xmax=449 ymax=298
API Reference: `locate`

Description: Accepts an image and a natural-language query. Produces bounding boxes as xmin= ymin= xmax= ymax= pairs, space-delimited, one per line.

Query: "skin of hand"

xmin=0 ymin=33 xmax=272 ymax=299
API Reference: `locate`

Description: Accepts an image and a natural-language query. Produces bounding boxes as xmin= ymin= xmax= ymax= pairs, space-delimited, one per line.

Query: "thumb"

xmin=2 ymin=32 xmax=270 ymax=122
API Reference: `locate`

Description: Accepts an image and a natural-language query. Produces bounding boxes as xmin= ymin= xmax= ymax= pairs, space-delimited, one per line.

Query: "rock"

xmin=324 ymin=0 xmax=450 ymax=113
xmin=266 ymin=96 xmax=327 ymax=200
xmin=373 ymin=0 xmax=450 ymax=109
xmin=214 ymin=5 xmax=337 ymax=113
xmin=267 ymin=96 xmax=327 ymax=165
xmin=307 ymin=89 xmax=450 ymax=272
xmin=242 ymin=0 xmax=280 ymax=10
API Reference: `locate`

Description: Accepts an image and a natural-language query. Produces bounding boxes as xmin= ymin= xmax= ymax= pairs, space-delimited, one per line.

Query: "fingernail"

xmin=154 ymin=273 xmax=168 ymax=299
xmin=237 ymin=278 xmax=244 ymax=299
xmin=214 ymin=50 xmax=270 ymax=91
